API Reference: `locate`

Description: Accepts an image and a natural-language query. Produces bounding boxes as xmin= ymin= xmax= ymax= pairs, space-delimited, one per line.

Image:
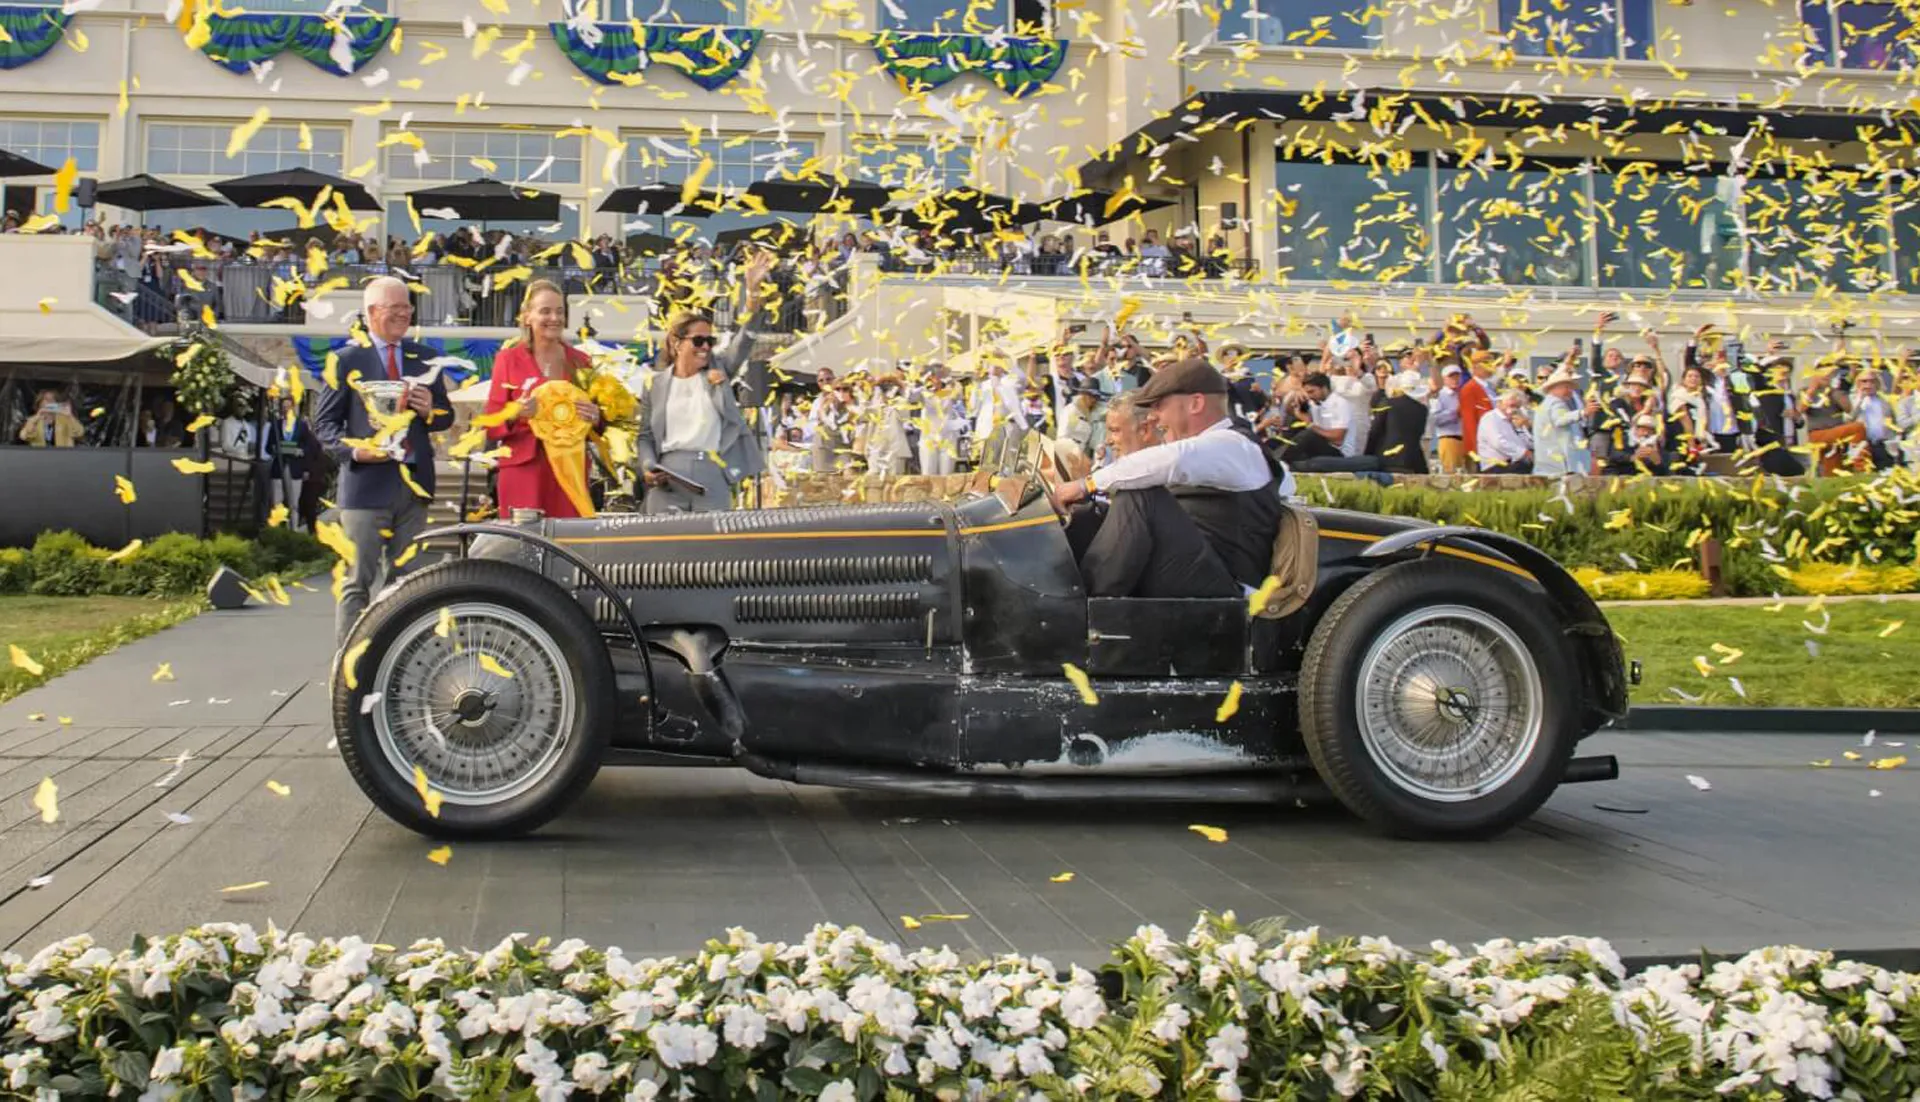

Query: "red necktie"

xmin=385 ymin=342 xmax=400 ymax=381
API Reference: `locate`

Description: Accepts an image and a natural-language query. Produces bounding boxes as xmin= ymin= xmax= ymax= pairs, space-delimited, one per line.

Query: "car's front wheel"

xmin=1299 ymin=558 xmax=1577 ymax=839
xmin=332 ymin=559 xmax=613 ymax=839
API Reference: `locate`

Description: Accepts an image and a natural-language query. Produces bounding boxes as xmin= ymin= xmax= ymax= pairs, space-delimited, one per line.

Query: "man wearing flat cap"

xmin=1050 ymin=358 xmax=1291 ymax=598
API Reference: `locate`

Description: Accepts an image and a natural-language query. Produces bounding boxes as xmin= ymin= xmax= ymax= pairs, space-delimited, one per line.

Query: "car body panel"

xmin=434 ymin=489 xmax=1624 ymax=785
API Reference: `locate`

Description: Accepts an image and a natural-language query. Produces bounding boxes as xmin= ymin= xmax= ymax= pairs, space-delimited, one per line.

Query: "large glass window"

xmin=0 ymin=118 xmax=100 ymax=173
xmin=1217 ymin=0 xmax=1381 ymax=49
xmin=1273 ymin=152 xmax=1431 ymax=282
xmin=144 ymin=122 xmax=344 ymax=176
xmin=598 ymin=0 xmax=737 ymax=21
xmin=1594 ymin=163 xmax=1742 ymax=290
xmin=852 ymin=135 xmax=974 ymax=191
xmin=1438 ymin=160 xmax=1590 ymax=287
xmin=197 ymin=0 xmax=389 ymax=10
xmin=1741 ymin=168 xmax=1891 ymax=293
xmin=1499 ymin=0 xmax=1656 ymax=60
xmin=0 ymin=118 xmax=102 ymax=230
xmin=389 ymin=128 xmax=583 ymax=185
xmin=623 ymin=135 xmax=816 ymax=190
xmin=1800 ymin=0 xmax=1917 ymax=69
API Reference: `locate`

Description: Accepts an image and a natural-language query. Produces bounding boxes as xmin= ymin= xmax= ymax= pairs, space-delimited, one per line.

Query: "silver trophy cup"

xmin=356 ymin=379 xmax=411 ymax=459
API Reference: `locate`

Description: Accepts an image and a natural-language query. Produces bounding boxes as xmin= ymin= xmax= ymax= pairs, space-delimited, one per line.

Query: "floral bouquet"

xmin=576 ymin=348 xmax=644 ymax=500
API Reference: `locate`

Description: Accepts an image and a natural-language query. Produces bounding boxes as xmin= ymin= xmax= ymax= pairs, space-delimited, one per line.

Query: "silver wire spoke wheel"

xmin=370 ymin=602 xmax=575 ymax=806
xmin=1354 ymin=604 xmax=1543 ymax=803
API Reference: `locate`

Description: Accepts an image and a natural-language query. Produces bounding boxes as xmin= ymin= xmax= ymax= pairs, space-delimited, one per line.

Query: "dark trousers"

xmin=1480 ymin=459 xmax=1533 ymax=475
xmin=1072 ymin=489 xmax=1238 ymax=599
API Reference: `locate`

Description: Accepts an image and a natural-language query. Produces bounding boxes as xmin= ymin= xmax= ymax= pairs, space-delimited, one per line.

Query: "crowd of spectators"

xmin=761 ymin=313 xmax=1920 ymax=488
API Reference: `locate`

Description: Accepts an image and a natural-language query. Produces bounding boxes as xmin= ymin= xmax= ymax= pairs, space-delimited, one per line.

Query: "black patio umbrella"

xmin=745 ymin=178 xmax=893 ymax=217
xmin=714 ymin=220 xmax=809 ymax=250
xmin=95 ymin=173 xmax=226 ymax=212
xmin=623 ymin=231 xmax=678 ymax=256
xmin=0 ymin=148 xmax=53 ymax=178
xmin=1040 ymin=189 xmax=1174 ymax=227
xmin=408 ymin=177 xmax=560 ymax=222
xmin=211 ymin=166 xmax=380 ymax=211
xmin=598 ymin=182 xmax=725 ymax=214
xmin=894 ymin=190 xmax=1045 ymax=236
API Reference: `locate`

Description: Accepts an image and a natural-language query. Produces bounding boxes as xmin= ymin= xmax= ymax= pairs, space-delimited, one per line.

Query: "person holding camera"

xmin=19 ymin=390 xmax=84 ymax=448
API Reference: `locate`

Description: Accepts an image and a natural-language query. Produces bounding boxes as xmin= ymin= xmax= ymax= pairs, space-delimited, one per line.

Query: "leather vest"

xmin=1170 ymin=479 xmax=1281 ymax=589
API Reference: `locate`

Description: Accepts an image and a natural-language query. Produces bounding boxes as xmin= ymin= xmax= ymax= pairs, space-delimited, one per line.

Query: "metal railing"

xmin=878 ymin=250 xmax=1255 ymax=280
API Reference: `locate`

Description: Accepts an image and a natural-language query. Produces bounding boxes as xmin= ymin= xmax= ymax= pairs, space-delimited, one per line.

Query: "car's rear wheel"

xmin=1299 ymin=558 xmax=1576 ymax=839
xmin=332 ymin=559 xmax=612 ymax=839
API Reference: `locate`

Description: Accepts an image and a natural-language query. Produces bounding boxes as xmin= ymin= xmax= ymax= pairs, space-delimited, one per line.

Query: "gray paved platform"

xmin=0 ymin=585 xmax=1913 ymax=965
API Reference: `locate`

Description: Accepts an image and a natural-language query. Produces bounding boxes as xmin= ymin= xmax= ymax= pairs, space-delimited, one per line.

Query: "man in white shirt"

xmin=1050 ymin=358 xmax=1290 ymax=596
xmin=1476 ymin=391 xmax=1534 ymax=474
xmin=972 ymin=359 xmax=1028 ymax=470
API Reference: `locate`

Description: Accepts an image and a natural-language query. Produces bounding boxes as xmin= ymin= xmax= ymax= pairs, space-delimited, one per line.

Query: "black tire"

xmin=1298 ymin=558 xmax=1578 ymax=839
xmin=331 ymin=558 xmax=614 ymax=839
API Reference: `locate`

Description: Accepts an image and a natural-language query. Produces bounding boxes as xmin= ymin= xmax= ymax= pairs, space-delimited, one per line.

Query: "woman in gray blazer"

xmin=636 ymin=252 xmax=774 ymax=513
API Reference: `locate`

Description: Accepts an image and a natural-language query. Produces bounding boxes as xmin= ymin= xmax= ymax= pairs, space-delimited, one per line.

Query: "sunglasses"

xmin=685 ymin=335 xmax=718 ymax=349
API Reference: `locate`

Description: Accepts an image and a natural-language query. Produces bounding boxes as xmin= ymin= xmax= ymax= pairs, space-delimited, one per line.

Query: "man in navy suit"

xmin=313 ymin=276 xmax=454 ymax=642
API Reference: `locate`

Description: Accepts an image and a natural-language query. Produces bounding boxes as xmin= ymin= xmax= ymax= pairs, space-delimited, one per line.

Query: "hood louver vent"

xmin=734 ymin=592 xmax=924 ymax=623
xmin=597 ymin=555 xmax=935 ymax=590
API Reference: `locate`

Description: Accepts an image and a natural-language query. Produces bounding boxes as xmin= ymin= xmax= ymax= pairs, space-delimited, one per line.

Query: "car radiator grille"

xmin=733 ymin=592 xmax=925 ymax=623
xmin=591 ymin=555 xmax=935 ymax=589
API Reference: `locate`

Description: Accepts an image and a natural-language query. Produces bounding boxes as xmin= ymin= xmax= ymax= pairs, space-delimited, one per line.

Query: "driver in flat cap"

xmin=1049 ymin=357 xmax=1291 ymax=598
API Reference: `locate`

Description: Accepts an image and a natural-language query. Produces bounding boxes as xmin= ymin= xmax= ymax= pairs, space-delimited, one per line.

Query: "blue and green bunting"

xmin=549 ymin=22 xmax=762 ymax=91
xmin=866 ymin=32 xmax=1067 ymax=97
xmin=199 ymin=13 xmax=396 ymax=76
xmin=0 ymin=5 xmax=71 ymax=71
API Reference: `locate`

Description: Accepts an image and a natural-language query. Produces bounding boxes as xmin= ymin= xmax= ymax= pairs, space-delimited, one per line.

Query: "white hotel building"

xmin=1 ymin=0 xmax=1918 ymax=372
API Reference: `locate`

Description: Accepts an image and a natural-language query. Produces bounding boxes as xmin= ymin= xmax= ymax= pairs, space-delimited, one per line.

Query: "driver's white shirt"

xmin=1090 ymin=417 xmax=1294 ymax=499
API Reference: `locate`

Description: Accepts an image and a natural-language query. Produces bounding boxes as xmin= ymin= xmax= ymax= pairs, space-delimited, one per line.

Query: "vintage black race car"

xmin=332 ymin=445 xmax=1633 ymax=841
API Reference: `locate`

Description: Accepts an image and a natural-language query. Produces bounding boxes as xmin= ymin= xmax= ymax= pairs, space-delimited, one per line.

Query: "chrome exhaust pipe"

xmin=1562 ymin=755 xmax=1619 ymax=784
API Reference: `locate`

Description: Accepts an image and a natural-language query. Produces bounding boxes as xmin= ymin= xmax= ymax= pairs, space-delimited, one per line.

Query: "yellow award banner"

xmin=527 ymin=379 xmax=597 ymax=518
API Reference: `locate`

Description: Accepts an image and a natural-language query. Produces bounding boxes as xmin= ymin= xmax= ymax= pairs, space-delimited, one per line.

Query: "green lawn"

xmin=1 ymin=595 xmax=204 ymax=704
xmin=1608 ymin=600 xmax=1920 ymax=709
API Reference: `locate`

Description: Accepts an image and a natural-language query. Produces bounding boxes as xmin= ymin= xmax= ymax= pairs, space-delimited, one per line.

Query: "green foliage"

xmin=1301 ymin=471 xmax=1920 ymax=596
xmin=26 ymin=531 xmax=107 ymax=596
xmin=1 ymin=529 xmax=327 ymax=598
xmin=169 ymin=339 xmax=250 ymax=418
xmin=0 ymin=549 xmax=29 ymax=593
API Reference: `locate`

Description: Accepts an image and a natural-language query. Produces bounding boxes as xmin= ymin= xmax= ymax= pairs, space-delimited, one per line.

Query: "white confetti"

xmin=1686 ymin=774 xmax=1712 ymax=791
xmin=1870 ymin=789 xmax=1884 ymax=798
xmin=1863 ymin=730 xmax=1877 ymax=747
xmin=168 ymin=699 xmax=191 ymax=707
xmin=207 ymin=697 xmax=231 ymax=705
xmin=360 ymin=691 xmax=384 ymax=716
xmin=26 ymin=875 xmax=51 ymax=889
xmin=164 ymin=812 xmax=192 ymax=825
xmin=1728 ymin=677 xmax=1746 ymax=700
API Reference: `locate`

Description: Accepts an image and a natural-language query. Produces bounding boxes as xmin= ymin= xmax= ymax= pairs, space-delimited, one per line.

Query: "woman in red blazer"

xmin=484 ymin=280 xmax=601 ymax=517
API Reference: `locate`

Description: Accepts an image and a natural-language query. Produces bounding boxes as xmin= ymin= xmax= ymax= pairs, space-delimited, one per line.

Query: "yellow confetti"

xmin=51 ymin=156 xmax=76 ymax=214
xmin=1062 ymin=663 xmax=1097 ymax=705
xmin=341 ymin=639 xmax=370 ymax=691
xmin=1215 ymin=682 xmax=1244 ymax=723
xmin=1880 ymin=621 xmax=1904 ymax=638
xmin=427 ymin=846 xmax=452 ymax=866
xmin=435 ymin=607 xmax=455 ymax=638
xmin=1844 ymin=751 xmax=1864 ymax=761
xmin=267 ymin=504 xmax=289 ymax=528
xmin=1691 ymin=655 xmax=1714 ymax=678
xmin=413 ymin=765 xmax=444 ymax=818
xmin=105 ymin=539 xmax=143 ymax=563
xmin=477 ymin=653 xmax=515 ymax=679
xmin=185 ymin=413 xmax=215 ymax=434
xmin=900 ymin=915 xmax=922 ymax=930
xmin=1049 ymin=872 xmax=1075 ymax=883
xmin=36 ymin=297 xmax=54 ymax=314
xmin=1247 ymin=575 xmax=1283 ymax=615
xmin=398 ymin=463 xmax=433 ymax=501
xmin=920 ymin=914 xmax=970 ymax=922
xmin=266 ymin=780 xmax=290 ymax=796
xmin=151 ymin=663 xmax=173 ymax=682
xmin=225 ymin=107 xmax=271 ymax=158
xmin=1188 ymin=825 xmax=1229 ymax=843
xmin=219 ymin=881 xmax=269 ymax=894
xmin=1809 ymin=759 xmax=1832 ymax=768
xmin=32 ymin=778 xmax=57 ymax=824
xmin=1710 ymin=643 xmax=1743 ymax=665
xmin=1870 ymin=756 xmax=1907 ymax=771
xmin=10 ymin=644 xmax=45 ymax=676
xmin=171 ymin=458 xmax=216 ymax=475
xmin=113 ymin=475 xmax=136 ymax=504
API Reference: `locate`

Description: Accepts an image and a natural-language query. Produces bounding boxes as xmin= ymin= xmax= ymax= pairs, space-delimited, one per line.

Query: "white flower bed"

xmin=0 ymin=913 xmax=1914 ymax=1100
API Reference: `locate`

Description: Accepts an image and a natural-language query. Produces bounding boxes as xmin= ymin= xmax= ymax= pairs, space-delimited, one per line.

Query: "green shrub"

xmin=107 ymin=533 xmax=217 ymax=597
xmin=26 ymin=531 xmax=106 ymax=597
xmin=1302 ymin=470 xmax=1920 ymax=596
xmin=0 ymin=548 xmax=28 ymax=594
xmin=205 ymin=532 xmax=262 ymax=577
xmin=253 ymin=524 xmax=325 ymax=572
